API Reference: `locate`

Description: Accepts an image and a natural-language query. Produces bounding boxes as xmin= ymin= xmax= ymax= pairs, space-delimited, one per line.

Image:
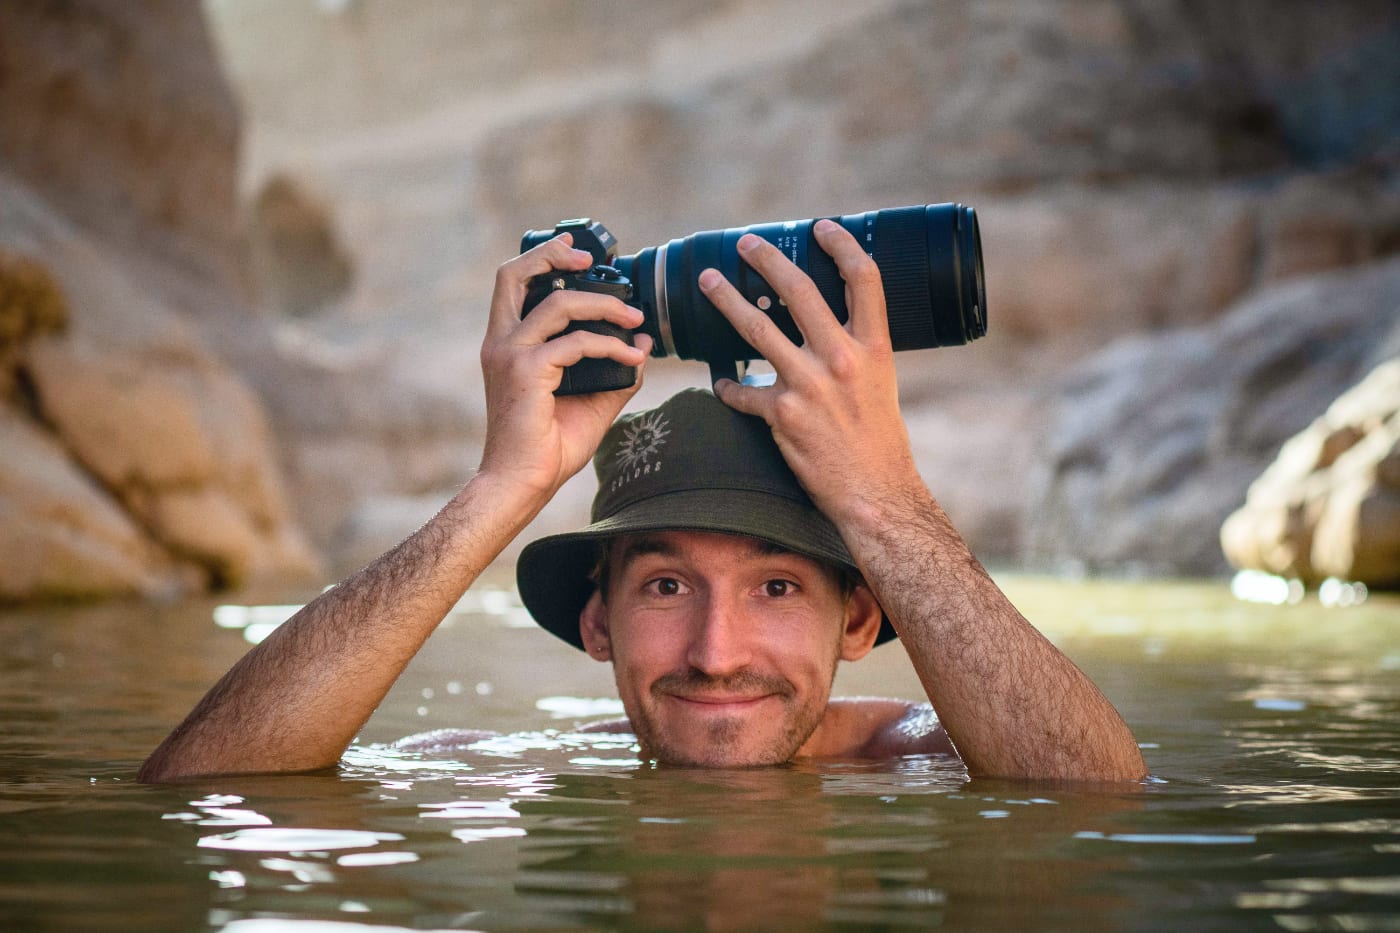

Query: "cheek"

xmin=607 ymin=619 xmax=687 ymax=683
xmin=762 ymin=621 xmax=844 ymax=686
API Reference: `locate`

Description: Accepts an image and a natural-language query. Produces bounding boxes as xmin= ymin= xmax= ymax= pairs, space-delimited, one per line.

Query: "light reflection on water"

xmin=1 ymin=576 xmax=1398 ymax=930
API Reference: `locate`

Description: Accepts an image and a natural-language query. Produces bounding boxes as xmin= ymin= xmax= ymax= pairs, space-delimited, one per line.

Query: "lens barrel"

xmin=615 ymin=203 xmax=986 ymax=366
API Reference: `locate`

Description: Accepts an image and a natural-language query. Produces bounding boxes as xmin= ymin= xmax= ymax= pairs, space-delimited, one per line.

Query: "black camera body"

xmin=521 ymin=204 xmax=987 ymax=395
xmin=520 ymin=220 xmax=639 ymax=395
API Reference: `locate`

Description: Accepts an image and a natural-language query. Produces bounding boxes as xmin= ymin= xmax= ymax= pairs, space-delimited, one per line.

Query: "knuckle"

xmin=738 ymin=315 xmax=772 ymax=346
xmin=849 ymin=256 xmax=881 ymax=288
xmin=772 ymin=392 xmax=807 ymax=428
xmin=827 ymin=346 xmax=862 ymax=381
xmin=793 ymin=279 xmax=825 ymax=308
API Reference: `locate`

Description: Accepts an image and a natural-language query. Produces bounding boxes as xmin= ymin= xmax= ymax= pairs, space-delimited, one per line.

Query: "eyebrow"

xmin=615 ymin=534 xmax=792 ymax=570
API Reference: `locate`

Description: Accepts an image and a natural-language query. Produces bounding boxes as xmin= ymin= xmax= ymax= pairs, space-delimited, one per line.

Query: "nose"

xmin=685 ymin=590 xmax=754 ymax=677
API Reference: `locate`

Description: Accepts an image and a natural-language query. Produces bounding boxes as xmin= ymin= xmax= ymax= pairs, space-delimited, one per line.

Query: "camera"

xmin=520 ymin=203 xmax=987 ymax=395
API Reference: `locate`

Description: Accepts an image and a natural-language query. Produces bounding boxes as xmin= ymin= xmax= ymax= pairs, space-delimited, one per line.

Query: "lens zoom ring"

xmin=874 ymin=207 xmax=934 ymax=350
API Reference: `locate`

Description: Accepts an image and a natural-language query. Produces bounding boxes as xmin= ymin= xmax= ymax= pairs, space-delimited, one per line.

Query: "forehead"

xmin=608 ymin=530 xmax=826 ymax=573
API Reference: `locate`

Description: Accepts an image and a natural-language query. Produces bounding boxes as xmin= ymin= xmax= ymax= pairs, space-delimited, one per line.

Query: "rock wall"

xmin=1025 ymin=259 xmax=1400 ymax=577
xmin=0 ymin=0 xmax=245 ymax=291
xmin=0 ymin=2 xmax=320 ymax=601
xmin=204 ymin=0 xmax=1399 ymax=577
xmin=3 ymin=0 xmax=1398 ymax=599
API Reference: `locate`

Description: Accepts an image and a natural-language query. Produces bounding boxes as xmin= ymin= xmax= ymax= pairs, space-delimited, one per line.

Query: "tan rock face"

xmin=24 ymin=335 xmax=320 ymax=589
xmin=1223 ymin=360 xmax=1400 ymax=587
xmin=0 ymin=228 xmax=322 ymax=599
xmin=0 ymin=1 xmax=325 ymax=602
xmin=0 ymin=408 xmax=185 ymax=601
xmin=198 ymin=0 xmax=1399 ymax=574
xmin=0 ymin=0 xmax=244 ymax=289
xmin=0 ymin=172 xmax=321 ymax=601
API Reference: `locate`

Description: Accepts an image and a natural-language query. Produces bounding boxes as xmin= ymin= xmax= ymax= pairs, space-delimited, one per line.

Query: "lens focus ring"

xmin=872 ymin=206 xmax=938 ymax=350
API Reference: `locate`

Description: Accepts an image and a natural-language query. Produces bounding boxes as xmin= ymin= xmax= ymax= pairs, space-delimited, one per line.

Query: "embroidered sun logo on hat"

xmin=614 ymin=410 xmax=670 ymax=473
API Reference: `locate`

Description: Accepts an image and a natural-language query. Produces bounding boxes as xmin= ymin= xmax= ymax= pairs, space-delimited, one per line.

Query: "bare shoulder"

xmin=826 ymin=698 xmax=959 ymax=759
xmin=392 ymin=728 xmax=499 ymax=752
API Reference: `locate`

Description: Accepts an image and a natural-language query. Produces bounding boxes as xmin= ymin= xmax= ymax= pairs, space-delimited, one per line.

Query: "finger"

xmin=488 ymin=234 xmax=595 ymax=331
xmin=812 ymin=219 xmax=890 ymax=347
xmin=697 ymin=267 xmax=809 ymax=373
xmin=514 ymin=290 xmax=643 ymax=345
xmin=533 ymin=328 xmax=648 ymax=372
xmin=733 ymin=233 xmax=846 ymax=354
xmin=711 ymin=376 xmax=771 ymax=418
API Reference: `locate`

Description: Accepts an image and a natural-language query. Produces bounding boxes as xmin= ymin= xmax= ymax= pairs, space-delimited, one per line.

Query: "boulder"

xmin=26 ymin=336 xmax=320 ymax=588
xmin=0 ymin=407 xmax=189 ymax=601
xmin=1025 ymin=259 xmax=1400 ymax=577
xmin=0 ymin=172 xmax=321 ymax=598
xmin=1222 ymin=360 xmax=1400 ymax=586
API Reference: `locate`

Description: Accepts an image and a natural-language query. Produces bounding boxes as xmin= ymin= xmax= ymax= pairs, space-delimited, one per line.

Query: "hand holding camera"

xmin=479 ymin=234 xmax=650 ymax=503
xmin=520 ymin=203 xmax=987 ymax=394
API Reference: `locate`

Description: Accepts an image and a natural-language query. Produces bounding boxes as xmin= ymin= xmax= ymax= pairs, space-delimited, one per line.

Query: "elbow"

xmin=136 ymin=754 xmax=179 ymax=785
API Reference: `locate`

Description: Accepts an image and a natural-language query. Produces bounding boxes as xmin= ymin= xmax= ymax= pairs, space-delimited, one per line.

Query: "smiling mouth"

xmin=670 ymin=694 xmax=774 ymax=711
xmin=651 ymin=671 xmax=794 ymax=712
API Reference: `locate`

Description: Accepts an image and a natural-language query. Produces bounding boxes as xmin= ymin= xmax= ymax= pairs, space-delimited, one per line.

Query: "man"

xmin=138 ymin=221 xmax=1147 ymax=784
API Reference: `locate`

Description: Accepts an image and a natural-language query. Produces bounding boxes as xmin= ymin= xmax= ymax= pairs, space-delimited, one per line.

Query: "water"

xmin=2 ymin=575 xmax=1397 ymax=931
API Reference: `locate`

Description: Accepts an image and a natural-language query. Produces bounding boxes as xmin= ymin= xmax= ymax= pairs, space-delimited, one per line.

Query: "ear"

xmin=578 ymin=590 xmax=613 ymax=662
xmin=839 ymin=583 xmax=883 ymax=661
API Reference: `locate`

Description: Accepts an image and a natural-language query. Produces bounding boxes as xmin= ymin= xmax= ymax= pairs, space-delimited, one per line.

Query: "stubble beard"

xmin=630 ymin=668 xmax=830 ymax=768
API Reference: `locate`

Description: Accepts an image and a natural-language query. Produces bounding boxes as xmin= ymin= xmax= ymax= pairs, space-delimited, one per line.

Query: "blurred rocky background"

xmin=1 ymin=0 xmax=1397 ymax=602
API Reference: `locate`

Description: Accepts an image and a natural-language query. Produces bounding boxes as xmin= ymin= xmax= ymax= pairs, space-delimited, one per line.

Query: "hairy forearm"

xmin=846 ymin=485 xmax=1147 ymax=783
xmin=138 ymin=474 xmax=543 ymax=782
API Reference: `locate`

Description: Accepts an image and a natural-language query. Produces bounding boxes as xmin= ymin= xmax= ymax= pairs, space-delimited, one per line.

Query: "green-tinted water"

xmin=2 ymin=575 xmax=1397 ymax=931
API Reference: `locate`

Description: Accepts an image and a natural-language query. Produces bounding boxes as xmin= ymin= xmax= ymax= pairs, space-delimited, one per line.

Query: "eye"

xmin=645 ymin=577 xmax=684 ymax=597
xmin=762 ymin=579 xmax=797 ymax=598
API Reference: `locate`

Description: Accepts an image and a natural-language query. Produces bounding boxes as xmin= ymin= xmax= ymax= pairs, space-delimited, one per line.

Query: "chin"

xmin=642 ymin=719 xmax=802 ymax=769
xmin=656 ymin=746 xmax=790 ymax=769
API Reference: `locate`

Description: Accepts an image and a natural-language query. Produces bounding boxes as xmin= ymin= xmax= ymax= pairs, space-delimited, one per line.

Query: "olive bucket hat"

xmin=515 ymin=388 xmax=897 ymax=650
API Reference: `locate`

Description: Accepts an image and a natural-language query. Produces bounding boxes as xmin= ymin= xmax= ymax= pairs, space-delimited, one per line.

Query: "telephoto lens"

xmin=520 ymin=203 xmax=986 ymax=393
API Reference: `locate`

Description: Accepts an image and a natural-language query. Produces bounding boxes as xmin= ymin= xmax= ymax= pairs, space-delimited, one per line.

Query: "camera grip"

xmin=554 ymin=319 xmax=638 ymax=396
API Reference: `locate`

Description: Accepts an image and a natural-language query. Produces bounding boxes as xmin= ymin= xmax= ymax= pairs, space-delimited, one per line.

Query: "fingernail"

xmin=815 ymin=218 xmax=838 ymax=234
xmin=699 ymin=268 xmax=723 ymax=289
xmin=737 ymin=234 xmax=761 ymax=252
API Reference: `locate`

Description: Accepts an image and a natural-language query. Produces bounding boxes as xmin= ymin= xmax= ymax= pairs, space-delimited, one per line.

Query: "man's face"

xmin=579 ymin=530 xmax=876 ymax=767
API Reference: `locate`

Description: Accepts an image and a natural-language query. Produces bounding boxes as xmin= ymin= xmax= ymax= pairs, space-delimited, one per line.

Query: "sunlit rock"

xmin=25 ymin=332 xmax=321 ymax=590
xmin=0 ymin=408 xmax=188 ymax=601
xmin=1223 ymin=359 xmax=1400 ymax=588
xmin=1027 ymin=259 xmax=1400 ymax=577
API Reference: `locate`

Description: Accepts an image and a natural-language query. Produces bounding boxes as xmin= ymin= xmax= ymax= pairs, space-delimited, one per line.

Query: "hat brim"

xmin=516 ymin=488 xmax=897 ymax=650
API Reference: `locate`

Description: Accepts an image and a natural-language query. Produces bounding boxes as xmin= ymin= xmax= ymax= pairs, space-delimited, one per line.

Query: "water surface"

xmin=1 ymin=575 xmax=1397 ymax=930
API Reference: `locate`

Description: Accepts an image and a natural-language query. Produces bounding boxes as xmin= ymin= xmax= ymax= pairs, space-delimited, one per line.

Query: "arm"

xmin=138 ymin=235 xmax=652 ymax=782
xmin=700 ymin=222 xmax=1145 ymax=782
